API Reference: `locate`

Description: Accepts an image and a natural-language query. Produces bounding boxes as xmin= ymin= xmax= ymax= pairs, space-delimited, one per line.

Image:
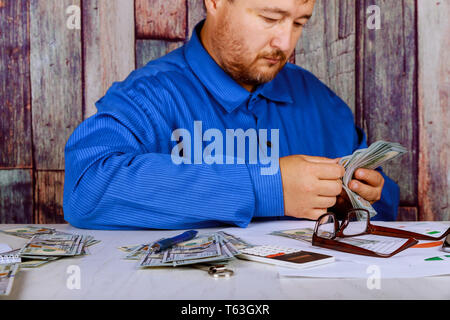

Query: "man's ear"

xmin=204 ymin=0 xmax=225 ymax=17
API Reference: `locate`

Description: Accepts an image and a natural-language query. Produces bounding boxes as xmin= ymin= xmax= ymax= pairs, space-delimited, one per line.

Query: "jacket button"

xmin=267 ymin=141 xmax=272 ymax=148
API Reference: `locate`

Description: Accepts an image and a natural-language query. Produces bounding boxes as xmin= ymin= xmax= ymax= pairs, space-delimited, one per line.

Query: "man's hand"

xmin=279 ymin=155 xmax=345 ymax=220
xmin=348 ymin=168 xmax=384 ymax=204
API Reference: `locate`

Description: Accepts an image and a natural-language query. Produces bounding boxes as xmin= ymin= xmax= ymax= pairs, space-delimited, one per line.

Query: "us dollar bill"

xmin=339 ymin=141 xmax=407 ymax=218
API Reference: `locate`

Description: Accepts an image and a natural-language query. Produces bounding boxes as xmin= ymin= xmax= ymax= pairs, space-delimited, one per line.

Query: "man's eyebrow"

xmin=258 ymin=7 xmax=312 ymax=20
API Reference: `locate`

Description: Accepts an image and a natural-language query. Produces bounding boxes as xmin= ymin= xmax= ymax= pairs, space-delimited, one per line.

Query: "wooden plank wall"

xmin=0 ymin=0 xmax=448 ymax=223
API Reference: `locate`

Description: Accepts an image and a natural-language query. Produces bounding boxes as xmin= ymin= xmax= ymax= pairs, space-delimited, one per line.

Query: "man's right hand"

xmin=279 ymin=155 xmax=345 ymax=220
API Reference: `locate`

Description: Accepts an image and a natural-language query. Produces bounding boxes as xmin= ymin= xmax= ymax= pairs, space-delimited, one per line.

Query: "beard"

xmin=210 ymin=17 xmax=288 ymax=88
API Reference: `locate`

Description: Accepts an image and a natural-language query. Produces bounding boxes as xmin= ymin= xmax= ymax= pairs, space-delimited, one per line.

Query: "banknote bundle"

xmin=119 ymin=231 xmax=253 ymax=268
xmin=0 ymin=252 xmax=20 ymax=296
xmin=0 ymin=226 xmax=100 ymax=268
xmin=339 ymin=140 xmax=407 ymax=218
xmin=270 ymin=228 xmax=314 ymax=243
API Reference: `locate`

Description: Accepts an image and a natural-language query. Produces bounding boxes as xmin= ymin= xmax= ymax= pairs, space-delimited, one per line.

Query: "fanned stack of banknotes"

xmin=118 ymin=231 xmax=253 ymax=268
xmin=339 ymin=140 xmax=407 ymax=218
xmin=0 ymin=226 xmax=99 ymax=295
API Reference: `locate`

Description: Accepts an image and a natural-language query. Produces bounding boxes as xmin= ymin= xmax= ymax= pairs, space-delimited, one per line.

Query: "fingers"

xmin=313 ymin=196 xmax=337 ymax=208
xmin=349 ymin=179 xmax=381 ymax=202
xmin=310 ymin=162 xmax=345 ymax=180
xmin=302 ymin=155 xmax=340 ymax=164
xmin=307 ymin=208 xmax=328 ymax=220
xmin=317 ymin=180 xmax=342 ymax=197
xmin=354 ymin=168 xmax=384 ymax=187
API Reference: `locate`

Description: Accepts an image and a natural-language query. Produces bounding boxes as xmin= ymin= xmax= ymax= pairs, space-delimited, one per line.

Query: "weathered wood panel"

xmin=356 ymin=0 xmax=417 ymax=206
xmin=136 ymin=0 xmax=186 ymax=40
xmin=187 ymin=0 xmax=206 ymax=40
xmin=83 ymin=0 xmax=135 ymax=118
xmin=136 ymin=40 xmax=184 ymax=69
xmin=0 ymin=0 xmax=32 ymax=168
xmin=418 ymin=0 xmax=449 ymax=221
xmin=30 ymin=0 xmax=82 ymax=170
xmin=0 ymin=170 xmax=33 ymax=224
xmin=397 ymin=207 xmax=418 ymax=222
xmin=296 ymin=0 xmax=356 ymax=113
xmin=34 ymin=171 xmax=66 ymax=224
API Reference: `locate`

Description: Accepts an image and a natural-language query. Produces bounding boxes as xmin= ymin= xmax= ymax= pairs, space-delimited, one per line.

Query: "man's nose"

xmin=270 ymin=23 xmax=294 ymax=52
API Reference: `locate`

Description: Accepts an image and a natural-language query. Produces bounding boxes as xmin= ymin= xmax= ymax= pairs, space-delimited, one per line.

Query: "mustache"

xmin=258 ymin=50 xmax=287 ymax=61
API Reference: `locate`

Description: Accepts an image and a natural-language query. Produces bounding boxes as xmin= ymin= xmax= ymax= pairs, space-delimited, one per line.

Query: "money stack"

xmin=0 ymin=226 xmax=100 ymax=268
xmin=119 ymin=231 xmax=253 ymax=268
xmin=339 ymin=140 xmax=407 ymax=217
xmin=0 ymin=253 xmax=20 ymax=296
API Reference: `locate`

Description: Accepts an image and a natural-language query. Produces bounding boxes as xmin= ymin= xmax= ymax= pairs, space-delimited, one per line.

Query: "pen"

xmin=149 ymin=230 xmax=198 ymax=253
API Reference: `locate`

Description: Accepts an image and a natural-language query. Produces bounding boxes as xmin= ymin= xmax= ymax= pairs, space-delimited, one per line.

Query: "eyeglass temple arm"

xmin=368 ymin=225 xmax=450 ymax=240
xmin=312 ymin=236 xmax=418 ymax=258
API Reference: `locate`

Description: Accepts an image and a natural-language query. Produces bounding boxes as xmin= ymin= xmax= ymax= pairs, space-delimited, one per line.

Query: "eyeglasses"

xmin=312 ymin=209 xmax=450 ymax=258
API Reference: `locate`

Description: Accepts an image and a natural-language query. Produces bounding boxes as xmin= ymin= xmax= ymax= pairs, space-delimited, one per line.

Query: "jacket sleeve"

xmin=63 ymin=80 xmax=284 ymax=230
xmin=352 ymin=126 xmax=400 ymax=221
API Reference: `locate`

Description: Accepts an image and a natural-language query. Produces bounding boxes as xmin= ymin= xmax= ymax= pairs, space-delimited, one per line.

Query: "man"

xmin=63 ymin=0 xmax=399 ymax=230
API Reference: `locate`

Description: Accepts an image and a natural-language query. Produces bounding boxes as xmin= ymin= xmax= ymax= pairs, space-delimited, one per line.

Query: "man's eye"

xmin=261 ymin=16 xmax=278 ymax=23
xmin=294 ymin=22 xmax=305 ymax=28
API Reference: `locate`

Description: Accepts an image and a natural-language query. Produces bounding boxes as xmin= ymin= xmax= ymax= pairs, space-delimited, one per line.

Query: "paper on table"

xmin=277 ymin=259 xmax=450 ymax=279
xmin=222 ymin=220 xmax=450 ymax=279
xmin=0 ymin=244 xmax=12 ymax=254
xmin=338 ymin=234 xmax=408 ymax=254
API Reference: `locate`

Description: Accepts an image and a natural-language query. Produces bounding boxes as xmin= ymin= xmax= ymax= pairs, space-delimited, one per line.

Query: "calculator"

xmin=237 ymin=245 xmax=335 ymax=269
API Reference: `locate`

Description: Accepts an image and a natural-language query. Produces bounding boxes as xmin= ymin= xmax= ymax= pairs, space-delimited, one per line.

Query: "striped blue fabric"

xmin=63 ymin=21 xmax=399 ymax=230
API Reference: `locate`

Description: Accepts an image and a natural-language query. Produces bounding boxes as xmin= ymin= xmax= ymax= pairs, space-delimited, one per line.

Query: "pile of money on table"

xmin=0 ymin=226 xmax=100 ymax=295
xmin=339 ymin=140 xmax=407 ymax=218
xmin=0 ymin=254 xmax=20 ymax=296
xmin=119 ymin=231 xmax=252 ymax=268
xmin=1 ymin=226 xmax=100 ymax=268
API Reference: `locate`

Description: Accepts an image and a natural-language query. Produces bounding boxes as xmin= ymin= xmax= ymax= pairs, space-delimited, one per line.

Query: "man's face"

xmin=207 ymin=0 xmax=315 ymax=89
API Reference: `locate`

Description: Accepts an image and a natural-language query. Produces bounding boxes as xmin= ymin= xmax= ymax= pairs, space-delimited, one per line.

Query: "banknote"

xmin=162 ymin=234 xmax=222 ymax=263
xmin=138 ymin=232 xmax=244 ymax=268
xmin=19 ymin=233 xmax=85 ymax=257
xmin=0 ymin=226 xmax=57 ymax=239
xmin=269 ymin=228 xmax=315 ymax=243
xmin=0 ymin=263 xmax=20 ymax=296
xmin=216 ymin=231 xmax=253 ymax=254
xmin=339 ymin=141 xmax=407 ymax=218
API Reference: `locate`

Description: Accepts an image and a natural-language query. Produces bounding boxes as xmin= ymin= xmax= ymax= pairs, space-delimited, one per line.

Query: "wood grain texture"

xmin=136 ymin=0 xmax=186 ymax=40
xmin=34 ymin=170 xmax=66 ymax=224
xmin=418 ymin=0 xmax=449 ymax=221
xmin=397 ymin=207 xmax=418 ymax=222
xmin=30 ymin=0 xmax=82 ymax=170
xmin=295 ymin=0 xmax=356 ymax=113
xmin=356 ymin=0 xmax=417 ymax=206
xmin=187 ymin=0 xmax=206 ymax=40
xmin=0 ymin=0 xmax=32 ymax=168
xmin=83 ymin=0 xmax=136 ymax=118
xmin=0 ymin=170 xmax=33 ymax=224
xmin=136 ymin=40 xmax=184 ymax=69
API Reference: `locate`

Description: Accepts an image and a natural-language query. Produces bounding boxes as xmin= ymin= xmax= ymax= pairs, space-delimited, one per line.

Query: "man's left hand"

xmin=348 ymin=168 xmax=384 ymax=204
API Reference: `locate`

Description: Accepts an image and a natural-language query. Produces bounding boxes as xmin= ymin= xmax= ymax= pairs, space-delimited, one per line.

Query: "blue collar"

xmin=184 ymin=20 xmax=293 ymax=114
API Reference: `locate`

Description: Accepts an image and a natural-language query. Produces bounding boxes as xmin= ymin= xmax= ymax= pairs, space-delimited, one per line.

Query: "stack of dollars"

xmin=339 ymin=140 xmax=407 ymax=218
xmin=0 ymin=226 xmax=100 ymax=268
xmin=119 ymin=231 xmax=253 ymax=268
xmin=0 ymin=253 xmax=20 ymax=296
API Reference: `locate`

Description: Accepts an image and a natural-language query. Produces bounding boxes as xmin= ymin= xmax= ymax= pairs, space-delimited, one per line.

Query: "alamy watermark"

xmin=170 ymin=121 xmax=280 ymax=176
xmin=367 ymin=5 xmax=381 ymax=30
xmin=66 ymin=5 xmax=81 ymax=30
xmin=366 ymin=265 xmax=381 ymax=290
xmin=66 ymin=265 xmax=81 ymax=290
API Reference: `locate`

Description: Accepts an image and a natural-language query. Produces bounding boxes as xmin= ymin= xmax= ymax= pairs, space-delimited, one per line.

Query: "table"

xmin=1 ymin=222 xmax=449 ymax=300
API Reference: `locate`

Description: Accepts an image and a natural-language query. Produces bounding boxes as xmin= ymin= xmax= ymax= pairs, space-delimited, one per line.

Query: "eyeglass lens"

xmin=316 ymin=214 xmax=336 ymax=239
xmin=341 ymin=210 xmax=369 ymax=236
